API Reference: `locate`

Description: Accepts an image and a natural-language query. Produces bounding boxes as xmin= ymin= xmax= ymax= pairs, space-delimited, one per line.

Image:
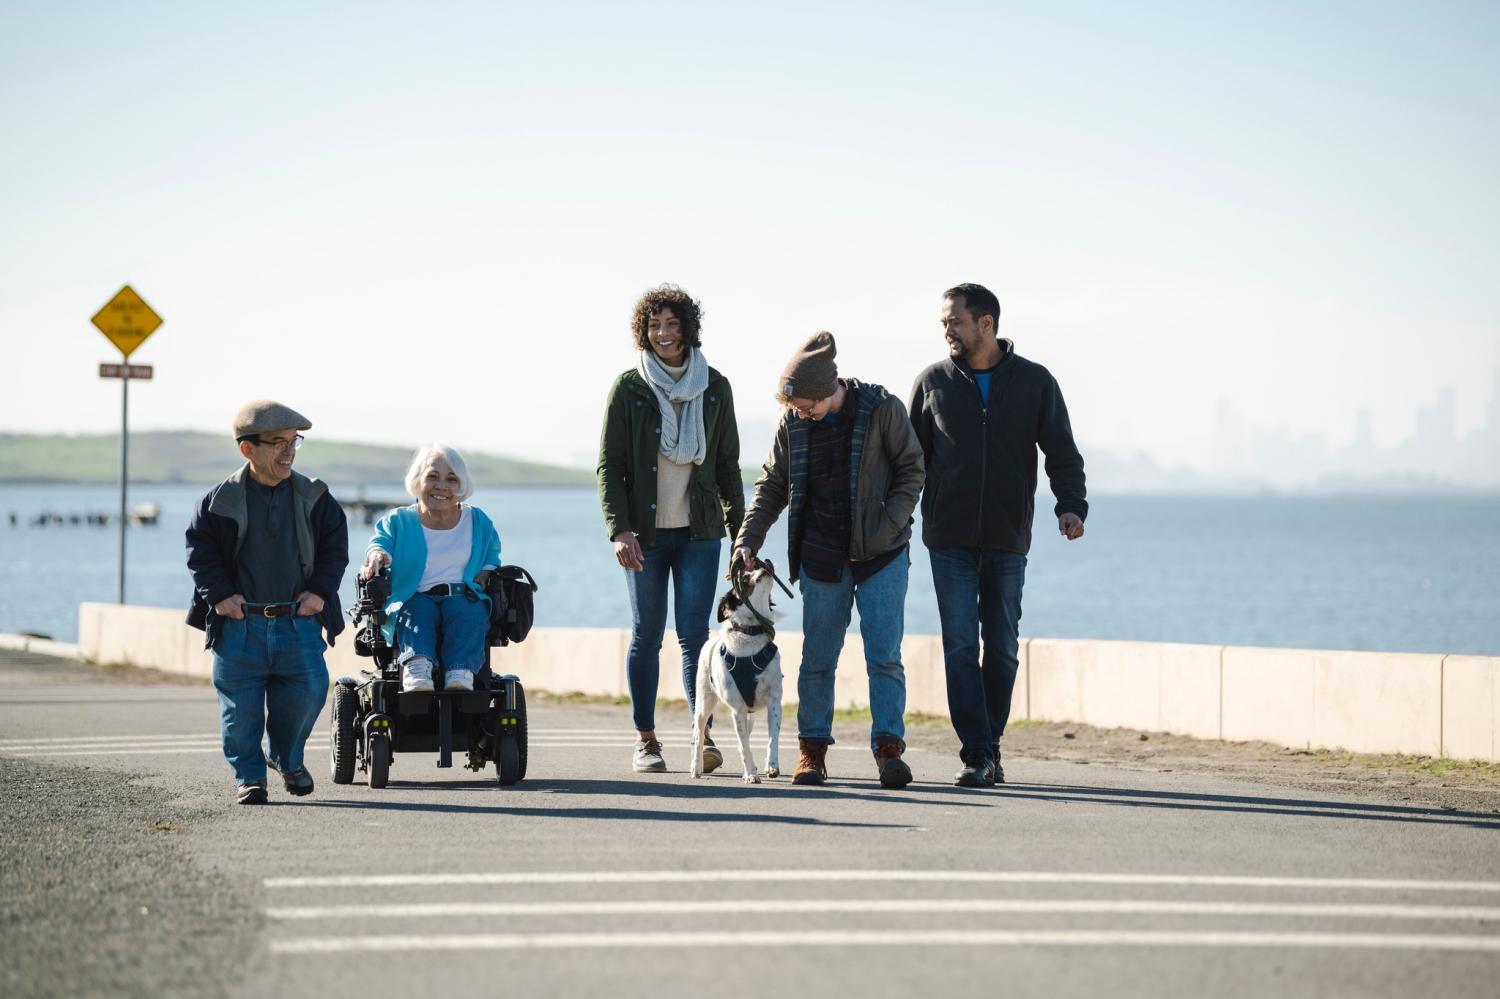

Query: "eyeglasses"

xmin=242 ymin=434 xmax=304 ymax=452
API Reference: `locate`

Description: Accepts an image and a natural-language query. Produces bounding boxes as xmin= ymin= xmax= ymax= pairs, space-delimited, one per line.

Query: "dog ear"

xmin=716 ymin=591 xmax=740 ymax=622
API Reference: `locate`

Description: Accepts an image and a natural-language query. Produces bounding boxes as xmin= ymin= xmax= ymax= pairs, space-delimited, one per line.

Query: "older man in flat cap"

xmin=733 ymin=332 xmax=925 ymax=790
xmin=186 ymin=400 xmax=350 ymax=805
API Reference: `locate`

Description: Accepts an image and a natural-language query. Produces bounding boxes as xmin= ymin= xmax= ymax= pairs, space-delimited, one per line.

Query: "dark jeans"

xmin=623 ymin=527 xmax=721 ymax=732
xmin=211 ymin=615 xmax=329 ymax=785
xmin=929 ymin=547 xmax=1026 ymax=761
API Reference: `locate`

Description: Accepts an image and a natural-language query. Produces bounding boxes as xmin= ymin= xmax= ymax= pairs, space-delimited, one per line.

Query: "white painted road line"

xmin=2 ymin=741 xmax=329 ymax=758
xmin=0 ymin=734 xmax=222 ymax=745
xmin=263 ymin=869 xmax=1500 ymax=893
xmin=263 ymin=898 xmax=1500 ymax=921
xmin=269 ymin=928 xmax=1500 ymax=955
xmin=1 ymin=738 xmax=850 ymax=756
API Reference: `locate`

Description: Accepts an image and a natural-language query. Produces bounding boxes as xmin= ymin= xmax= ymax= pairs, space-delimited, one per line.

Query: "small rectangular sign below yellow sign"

xmin=91 ymin=285 xmax=163 ymax=359
xmin=99 ymin=363 xmax=154 ymax=380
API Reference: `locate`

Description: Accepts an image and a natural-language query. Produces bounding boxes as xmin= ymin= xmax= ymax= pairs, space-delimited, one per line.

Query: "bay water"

xmin=1 ymin=483 xmax=1495 ymax=656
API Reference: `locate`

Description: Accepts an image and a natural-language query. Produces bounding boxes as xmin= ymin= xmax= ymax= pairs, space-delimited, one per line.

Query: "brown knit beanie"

xmin=779 ymin=331 xmax=839 ymax=401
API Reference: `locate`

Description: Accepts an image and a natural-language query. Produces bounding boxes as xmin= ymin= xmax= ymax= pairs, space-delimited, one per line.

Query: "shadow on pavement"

xmin=362 ymin=775 xmax=993 ymax=807
xmin=996 ymin=782 xmax=1500 ymax=830
xmin=295 ymin=775 xmax=1001 ymax=824
xmin=299 ymin=797 xmax=914 ymax=829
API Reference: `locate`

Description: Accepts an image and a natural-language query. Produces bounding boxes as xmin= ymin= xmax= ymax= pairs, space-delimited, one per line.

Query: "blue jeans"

xmin=394 ymin=591 xmax=489 ymax=673
xmin=211 ymin=614 xmax=330 ymax=785
xmin=623 ymin=527 xmax=721 ymax=732
xmin=929 ymin=547 xmax=1027 ymax=762
xmin=797 ymin=554 xmax=908 ymax=751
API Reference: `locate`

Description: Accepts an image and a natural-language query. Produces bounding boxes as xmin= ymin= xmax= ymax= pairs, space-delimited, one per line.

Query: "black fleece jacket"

xmin=908 ymin=340 xmax=1087 ymax=555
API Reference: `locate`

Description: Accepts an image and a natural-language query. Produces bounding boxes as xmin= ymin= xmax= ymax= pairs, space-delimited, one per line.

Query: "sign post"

xmin=91 ymin=286 xmax=163 ymax=603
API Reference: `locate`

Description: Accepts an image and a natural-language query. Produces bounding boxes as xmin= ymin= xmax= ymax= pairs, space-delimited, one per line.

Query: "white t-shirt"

xmin=417 ymin=507 xmax=476 ymax=590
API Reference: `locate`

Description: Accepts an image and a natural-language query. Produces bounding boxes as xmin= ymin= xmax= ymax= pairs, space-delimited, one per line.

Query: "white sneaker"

xmin=445 ymin=669 xmax=474 ymax=692
xmin=402 ymin=656 xmax=435 ymax=692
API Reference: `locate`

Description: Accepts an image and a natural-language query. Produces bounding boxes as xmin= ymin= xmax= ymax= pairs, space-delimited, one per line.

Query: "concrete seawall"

xmin=73 ymin=603 xmax=1499 ymax=762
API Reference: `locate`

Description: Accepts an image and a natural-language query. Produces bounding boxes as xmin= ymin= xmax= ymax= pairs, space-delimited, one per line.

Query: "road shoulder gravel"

xmin=0 ymin=754 xmax=257 ymax=999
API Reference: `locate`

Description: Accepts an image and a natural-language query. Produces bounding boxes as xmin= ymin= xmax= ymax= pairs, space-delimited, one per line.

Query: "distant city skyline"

xmin=1193 ymin=361 xmax=1500 ymax=492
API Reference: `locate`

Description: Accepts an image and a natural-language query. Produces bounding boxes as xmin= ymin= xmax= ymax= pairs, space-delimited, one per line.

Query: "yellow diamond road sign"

xmin=91 ymin=285 xmax=163 ymax=359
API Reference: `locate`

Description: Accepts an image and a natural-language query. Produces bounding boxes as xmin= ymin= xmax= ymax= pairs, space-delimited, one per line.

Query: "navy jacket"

xmin=185 ymin=466 xmax=350 ymax=650
xmin=908 ymin=341 xmax=1087 ymax=555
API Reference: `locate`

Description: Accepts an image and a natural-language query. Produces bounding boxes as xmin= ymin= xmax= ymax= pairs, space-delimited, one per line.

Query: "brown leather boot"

xmin=792 ymin=738 xmax=829 ymax=786
xmin=874 ymin=736 xmax=912 ymax=789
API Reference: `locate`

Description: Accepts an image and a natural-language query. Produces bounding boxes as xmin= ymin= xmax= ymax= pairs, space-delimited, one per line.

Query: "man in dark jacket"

xmin=909 ymin=283 xmax=1087 ymax=787
xmin=186 ymin=400 xmax=349 ymax=804
xmin=735 ymin=331 xmax=925 ymax=789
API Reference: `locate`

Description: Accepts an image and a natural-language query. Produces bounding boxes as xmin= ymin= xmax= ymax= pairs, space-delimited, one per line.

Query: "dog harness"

xmin=718 ymin=642 xmax=778 ymax=709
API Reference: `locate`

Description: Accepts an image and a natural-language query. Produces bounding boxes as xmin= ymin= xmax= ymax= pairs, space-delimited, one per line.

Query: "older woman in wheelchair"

xmin=361 ymin=444 xmax=501 ymax=693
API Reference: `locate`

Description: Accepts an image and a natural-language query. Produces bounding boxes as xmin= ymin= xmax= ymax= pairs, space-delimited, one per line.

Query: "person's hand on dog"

xmin=613 ymin=531 xmax=644 ymax=571
xmin=1059 ymin=513 xmax=1085 ymax=541
xmin=294 ymin=591 xmax=324 ymax=617
xmin=214 ymin=594 xmax=246 ymax=620
xmin=360 ymin=549 xmax=391 ymax=580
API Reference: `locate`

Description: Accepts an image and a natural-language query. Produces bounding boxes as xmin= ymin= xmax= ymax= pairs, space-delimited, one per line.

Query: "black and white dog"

xmin=690 ymin=564 xmax=785 ymax=783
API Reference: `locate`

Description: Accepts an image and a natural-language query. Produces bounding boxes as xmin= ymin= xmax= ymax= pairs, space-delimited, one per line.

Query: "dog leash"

xmin=728 ymin=556 xmax=794 ymax=640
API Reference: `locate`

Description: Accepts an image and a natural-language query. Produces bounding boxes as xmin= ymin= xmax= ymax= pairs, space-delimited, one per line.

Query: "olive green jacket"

xmin=597 ymin=365 xmax=745 ymax=547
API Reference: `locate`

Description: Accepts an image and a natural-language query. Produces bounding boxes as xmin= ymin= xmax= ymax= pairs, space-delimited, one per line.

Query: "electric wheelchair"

xmin=330 ymin=565 xmax=538 ymax=788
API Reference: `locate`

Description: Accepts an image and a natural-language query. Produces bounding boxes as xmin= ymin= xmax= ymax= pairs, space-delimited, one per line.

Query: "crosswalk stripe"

xmin=0 ymin=734 xmax=221 ymax=745
xmin=263 ymin=869 xmax=1500 ymax=893
xmin=263 ymin=898 xmax=1500 ymax=921
xmin=269 ymin=928 xmax=1500 ymax=955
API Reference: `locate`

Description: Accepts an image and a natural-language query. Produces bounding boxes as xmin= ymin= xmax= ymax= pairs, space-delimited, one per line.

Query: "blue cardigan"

xmin=367 ymin=504 xmax=502 ymax=641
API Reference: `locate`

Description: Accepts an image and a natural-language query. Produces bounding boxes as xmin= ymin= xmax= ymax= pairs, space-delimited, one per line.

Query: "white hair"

xmin=403 ymin=444 xmax=475 ymax=502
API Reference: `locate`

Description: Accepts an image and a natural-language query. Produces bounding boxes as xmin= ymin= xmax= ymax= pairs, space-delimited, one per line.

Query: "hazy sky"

xmin=2 ymin=1 xmax=1496 ymax=479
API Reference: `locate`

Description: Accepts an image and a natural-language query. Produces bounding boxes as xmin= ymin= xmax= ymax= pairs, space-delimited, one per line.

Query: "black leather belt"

xmin=244 ymin=602 xmax=298 ymax=618
xmin=423 ymin=583 xmax=472 ymax=597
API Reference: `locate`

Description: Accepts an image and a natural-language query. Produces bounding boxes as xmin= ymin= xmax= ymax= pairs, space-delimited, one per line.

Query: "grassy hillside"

xmin=0 ymin=431 xmax=594 ymax=487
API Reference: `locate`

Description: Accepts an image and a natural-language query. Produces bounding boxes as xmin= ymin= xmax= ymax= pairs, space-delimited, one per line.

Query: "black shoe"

xmin=992 ymin=744 xmax=1005 ymax=785
xmin=236 ymin=780 xmax=268 ymax=805
xmin=269 ymin=761 xmax=315 ymax=797
xmin=954 ymin=752 xmax=996 ymax=788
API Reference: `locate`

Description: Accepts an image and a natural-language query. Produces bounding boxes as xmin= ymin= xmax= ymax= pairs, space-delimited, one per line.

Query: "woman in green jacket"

xmin=597 ymin=284 xmax=745 ymax=774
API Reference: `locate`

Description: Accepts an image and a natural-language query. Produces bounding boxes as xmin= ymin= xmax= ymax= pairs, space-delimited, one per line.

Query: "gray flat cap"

xmin=232 ymin=400 xmax=312 ymax=439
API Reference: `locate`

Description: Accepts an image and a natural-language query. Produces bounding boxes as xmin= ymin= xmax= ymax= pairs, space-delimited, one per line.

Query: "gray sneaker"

xmin=633 ymin=739 xmax=667 ymax=773
xmin=702 ymin=737 xmax=724 ymax=774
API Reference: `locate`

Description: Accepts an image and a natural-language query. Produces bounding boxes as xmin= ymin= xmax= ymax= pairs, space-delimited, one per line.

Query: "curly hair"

xmin=630 ymin=284 xmax=704 ymax=352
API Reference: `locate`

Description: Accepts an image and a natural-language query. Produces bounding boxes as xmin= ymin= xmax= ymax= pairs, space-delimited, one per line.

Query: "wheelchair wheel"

xmin=330 ymin=684 xmax=357 ymax=785
xmin=496 ymin=735 xmax=520 ymax=786
xmin=368 ymin=733 xmax=391 ymax=789
xmin=515 ymin=682 xmax=528 ymax=781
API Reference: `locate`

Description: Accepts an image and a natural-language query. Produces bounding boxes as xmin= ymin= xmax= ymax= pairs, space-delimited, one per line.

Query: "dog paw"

xmin=765 ymin=767 xmax=780 ymax=779
xmin=743 ymin=773 xmax=761 ymax=784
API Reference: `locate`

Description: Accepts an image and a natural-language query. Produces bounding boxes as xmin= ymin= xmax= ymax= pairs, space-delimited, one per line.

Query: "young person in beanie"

xmin=908 ymin=283 xmax=1087 ymax=787
xmin=186 ymin=401 xmax=350 ymax=804
xmin=734 ymin=331 xmax=925 ymax=789
xmin=597 ymin=284 xmax=745 ymax=774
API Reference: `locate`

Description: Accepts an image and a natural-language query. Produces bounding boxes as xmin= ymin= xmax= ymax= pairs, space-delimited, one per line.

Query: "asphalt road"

xmin=2 ymin=650 xmax=1499 ymax=999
